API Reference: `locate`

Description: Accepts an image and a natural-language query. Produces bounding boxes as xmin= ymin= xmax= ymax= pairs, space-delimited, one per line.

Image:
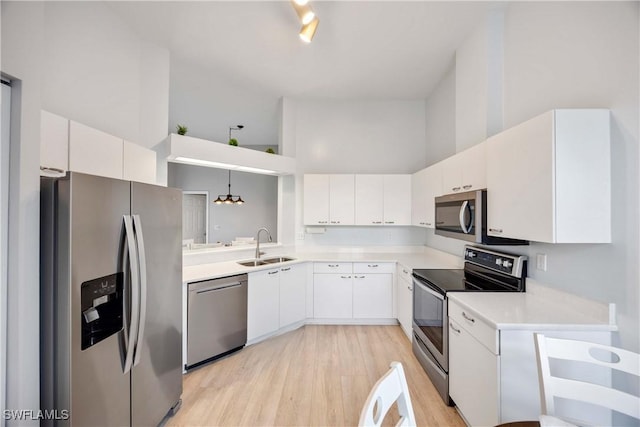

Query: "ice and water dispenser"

xmin=81 ymin=273 xmax=124 ymax=350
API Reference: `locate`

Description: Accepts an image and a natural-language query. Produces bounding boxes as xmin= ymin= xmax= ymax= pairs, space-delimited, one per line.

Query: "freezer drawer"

xmin=187 ymin=275 xmax=248 ymax=367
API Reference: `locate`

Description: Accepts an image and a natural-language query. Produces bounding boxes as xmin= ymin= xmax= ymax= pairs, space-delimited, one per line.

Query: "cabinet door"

xmin=69 ymin=121 xmax=123 ymax=180
xmin=279 ymin=264 xmax=307 ymax=328
xmin=412 ymin=165 xmax=441 ymax=228
xmin=396 ymin=267 xmax=413 ymax=340
xmin=40 ymin=110 xmax=69 ymax=176
xmin=486 ymin=112 xmax=554 ymax=242
xmin=313 ymin=274 xmax=353 ymax=318
xmin=411 ymin=168 xmax=428 ymax=227
xmin=449 ymin=318 xmax=500 ymax=427
xmin=303 ymin=174 xmax=330 ymax=225
xmin=352 ymin=274 xmax=392 ymax=318
xmin=383 ymin=175 xmax=411 ymax=225
xmin=123 ymin=141 xmax=157 ymax=184
xmin=355 ymin=175 xmax=384 ymax=225
xmin=460 ymin=142 xmax=486 ymax=191
xmin=247 ymin=269 xmax=280 ymax=341
xmin=329 ymin=174 xmax=355 ymax=225
xmin=440 ymin=155 xmax=462 ymax=194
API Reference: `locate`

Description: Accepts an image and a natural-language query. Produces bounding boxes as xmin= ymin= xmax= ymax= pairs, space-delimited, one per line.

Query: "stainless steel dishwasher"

xmin=186 ymin=274 xmax=248 ymax=369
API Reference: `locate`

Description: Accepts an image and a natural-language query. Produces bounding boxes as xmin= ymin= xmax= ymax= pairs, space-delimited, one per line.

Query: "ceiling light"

xmin=214 ymin=170 xmax=244 ymax=205
xmin=299 ymin=17 xmax=319 ymax=43
xmin=291 ymin=1 xmax=315 ymax=26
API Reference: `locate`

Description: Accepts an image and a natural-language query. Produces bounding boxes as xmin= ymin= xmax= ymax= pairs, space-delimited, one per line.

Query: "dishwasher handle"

xmin=193 ymin=282 xmax=242 ymax=294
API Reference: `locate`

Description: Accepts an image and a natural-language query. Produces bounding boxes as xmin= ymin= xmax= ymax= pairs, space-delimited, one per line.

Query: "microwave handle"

xmin=459 ymin=200 xmax=473 ymax=234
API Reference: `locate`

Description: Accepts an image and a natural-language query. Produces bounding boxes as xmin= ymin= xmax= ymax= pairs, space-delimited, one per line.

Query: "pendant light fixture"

xmin=214 ymin=170 xmax=244 ymax=205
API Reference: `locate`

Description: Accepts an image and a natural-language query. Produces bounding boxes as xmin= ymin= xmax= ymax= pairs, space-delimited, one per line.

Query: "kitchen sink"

xmin=237 ymin=259 xmax=268 ymax=267
xmin=262 ymin=256 xmax=296 ymax=264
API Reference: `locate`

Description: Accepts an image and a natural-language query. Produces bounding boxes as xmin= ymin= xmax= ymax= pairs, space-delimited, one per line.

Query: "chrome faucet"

xmin=255 ymin=227 xmax=273 ymax=260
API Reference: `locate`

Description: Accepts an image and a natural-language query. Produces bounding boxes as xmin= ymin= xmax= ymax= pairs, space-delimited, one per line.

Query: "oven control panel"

xmin=464 ymin=246 xmax=527 ymax=278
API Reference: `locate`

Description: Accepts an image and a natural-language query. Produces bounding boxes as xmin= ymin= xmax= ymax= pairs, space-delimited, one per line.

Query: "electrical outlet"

xmin=296 ymin=231 xmax=305 ymax=240
xmin=214 ymin=224 xmax=221 ymax=230
xmin=536 ymin=253 xmax=547 ymax=271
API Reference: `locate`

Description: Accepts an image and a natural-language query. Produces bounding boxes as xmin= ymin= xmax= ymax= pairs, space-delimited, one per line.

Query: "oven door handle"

xmin=412 ymin=277 xmax=445 ymax=301
xmin=459 ymin=200 xmax=473 ymax=234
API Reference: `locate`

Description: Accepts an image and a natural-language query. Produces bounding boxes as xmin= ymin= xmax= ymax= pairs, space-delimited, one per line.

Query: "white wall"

xmin=425 ymin=2 xmax=639 ymax=354
xmin=169 ymin=56 xmax=280 ymax=146
xmin=42 ymin=2 xmax=169 ymax=148
xmin=287 ymin=98 xmax=429 ymax=247
xmin=424 ymin=64 xmax=456 ymax=166
xmin=168 ymin=163 xmax=278 ymax=244
xmin=1 ymin=2 xmax=45 ymax=424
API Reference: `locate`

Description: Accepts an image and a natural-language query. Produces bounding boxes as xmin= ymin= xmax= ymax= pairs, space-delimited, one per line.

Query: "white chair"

xmin=534 ymin=333 xmax=640 ymax=425
xmin=359 ymin=361 xmax=417 ymax=427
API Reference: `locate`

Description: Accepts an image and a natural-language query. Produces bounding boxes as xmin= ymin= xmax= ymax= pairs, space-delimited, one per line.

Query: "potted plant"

xmin=176 ymin=124 xmax=188 ymax=135
xmin=265 ymin=148 xmax=275 ymax=154
xmin=228 ymin=138 xmax=238 ymax=146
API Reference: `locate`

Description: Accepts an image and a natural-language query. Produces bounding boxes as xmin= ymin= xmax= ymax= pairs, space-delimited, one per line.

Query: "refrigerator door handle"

xmin=123 ymin=215 xmax=141 ymax=374
xmin=132 ymin=214 xmax=147 ymax=367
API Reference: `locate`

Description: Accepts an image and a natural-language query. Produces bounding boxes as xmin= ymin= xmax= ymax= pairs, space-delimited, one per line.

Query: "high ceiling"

xmin=107 ymin=1 xmax=497 ymax=99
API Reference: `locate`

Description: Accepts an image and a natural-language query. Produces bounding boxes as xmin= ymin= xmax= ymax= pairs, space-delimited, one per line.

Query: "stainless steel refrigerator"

xmin=40 ymin=172 xmax=183 ymax=426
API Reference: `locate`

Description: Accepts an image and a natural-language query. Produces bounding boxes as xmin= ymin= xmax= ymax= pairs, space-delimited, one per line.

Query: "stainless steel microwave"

xmin=435 ymin=190 xmax=528 ymax=245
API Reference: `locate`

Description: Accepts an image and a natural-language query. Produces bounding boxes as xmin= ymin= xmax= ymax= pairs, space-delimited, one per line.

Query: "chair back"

xmin=358 ymin=362 xmax=417 ymax=427
xmin=534 ymin=333 xmax=640 ymax=424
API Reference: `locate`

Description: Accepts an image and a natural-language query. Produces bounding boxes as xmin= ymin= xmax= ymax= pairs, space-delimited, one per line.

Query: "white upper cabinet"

xmin=411 ymin=164 xmax=441 ymax=228
xmin=440 ymin=142 xmax=486 ymax=195
xmin=69 ymin=120 xmax=123 ymax=180
xmin=40 ymin=110 xmax=69 ymax=176
xmin=354 ymin=174 xmax=411 ymax=226
xmin=486 ymin=109 xmax=610 ymax=243
xmin=383 ymin=175 xmax=412 ymax=225
xmin=123 ymin=140 xmax=157 ymax=185
xmin=303 ymin=174 xmax=355 ymax=225
xmin=329 ymin=174 xmax=355 ymax=225
xmin=355 ymin=175 xmax=384 ymax=225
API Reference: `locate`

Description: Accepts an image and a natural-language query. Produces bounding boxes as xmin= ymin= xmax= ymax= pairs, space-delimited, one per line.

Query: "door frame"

xmin=183 ymin=191 xmax=209 ymax=244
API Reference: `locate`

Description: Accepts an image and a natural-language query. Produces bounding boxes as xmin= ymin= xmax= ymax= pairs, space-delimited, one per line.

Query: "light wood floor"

xmin=167 ymin=325 xmax=464 ymax=427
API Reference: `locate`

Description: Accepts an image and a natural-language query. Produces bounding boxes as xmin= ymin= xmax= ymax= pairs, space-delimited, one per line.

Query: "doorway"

xmin=183 ymin=192 xmax=208 ymax=244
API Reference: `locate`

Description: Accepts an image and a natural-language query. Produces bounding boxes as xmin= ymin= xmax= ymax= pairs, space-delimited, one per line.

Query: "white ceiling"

xmin=108 ymin=1 xmax=497 ymax=99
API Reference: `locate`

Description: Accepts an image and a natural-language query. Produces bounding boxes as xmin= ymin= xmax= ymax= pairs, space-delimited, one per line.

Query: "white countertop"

xmin=448 ymin=280 xmax=616 ymax=331
xmin=182 ymin=246 xmax=463 ymax=283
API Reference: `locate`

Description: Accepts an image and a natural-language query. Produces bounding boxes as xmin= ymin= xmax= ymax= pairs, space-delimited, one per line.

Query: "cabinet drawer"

xmin=353 ymin=262 xmax=394 ymax=274
xmin=313 ymin=262 xmax=352 ymax=274
xmin=449 ymin=300 xmax=498 ymax=355
xmin=396 ymin=264 xmax=412 ymax=283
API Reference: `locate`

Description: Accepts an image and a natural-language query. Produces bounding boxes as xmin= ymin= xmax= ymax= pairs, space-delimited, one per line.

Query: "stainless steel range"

xmin=411 ymin=245 xmax=527 ymax=405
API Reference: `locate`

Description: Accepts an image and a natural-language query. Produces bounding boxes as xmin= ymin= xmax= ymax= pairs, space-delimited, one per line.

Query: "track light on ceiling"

xmin=299 ymin=17 xmax=319 ymax=43
xmin=291 ymin=0 xmax=319 ymax=43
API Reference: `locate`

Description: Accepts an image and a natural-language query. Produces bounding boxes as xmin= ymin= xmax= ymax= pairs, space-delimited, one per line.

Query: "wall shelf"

xmin=166 ymin=133 xmax=296 ymax=176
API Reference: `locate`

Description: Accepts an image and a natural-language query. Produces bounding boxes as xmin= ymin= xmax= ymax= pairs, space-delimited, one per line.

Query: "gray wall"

xmin=424 ymin=2 xmax=639 ymax=354
xmin=168 ymin=163 xmax=278 ymax=244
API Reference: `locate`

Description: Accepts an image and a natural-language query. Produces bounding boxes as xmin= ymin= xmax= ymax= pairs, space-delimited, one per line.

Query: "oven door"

xmin=412 ymin=276 xmax=448 ymax=371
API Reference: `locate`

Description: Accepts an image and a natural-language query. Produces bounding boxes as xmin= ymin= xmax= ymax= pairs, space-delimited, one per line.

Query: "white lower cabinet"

xmin=279 ymin=265 xmax=307 ymax=328
xmin=353 ymin=274 xmax=392 ymax=318
xmin=313 ymin=273 xmax=353 ymax=319
xmin=449 ymin=317 xmax=499 ymax=427
xmin=247 ymin=268 xmax=280 ymax=341
xmin=313 ymin=262 xmax=394 ymax=320
xmin=396 ymin=265 xmax=413 ymax=340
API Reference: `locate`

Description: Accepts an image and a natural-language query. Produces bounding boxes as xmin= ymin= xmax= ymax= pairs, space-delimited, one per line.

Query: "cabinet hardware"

xmin=462 ymin=184 xmax=472 ymax=189
xmin=407 ymin=286 xmax=412 ymax=291
xmin=280 ymin=267 xmax=291 ymax=272
xmin=268 ymin=271 xmax=278 ymax=275
xmin=340 ymin=275 xmax=351 ymax=279
xmin=372 ymin=221 xmax=382 ymax=224
xmin=318 ymin=221 xmax=328 ymax=224
xmin=489 ymin=228 xmax=503 ymax=233
xmin=452 ymin=186 xmax=461 ymax=191
xmin=402 ymin=269 xmax=408 ymax=274
xmin=355 ymin=275 xmax=365 ymax=279
xmin=449 ymin=322 xmax=461 ymax=334
xmin=462 ymin=312 xmax=475 ymax=323
xmin=425 ymin=222 xmax=432 ymax=226
xmin=328 ymin=264 xmax=339 ymax=268
xmin=384 ymin=221 xmax=395 ymax=224
xmin=368 ymin=264 xmax=378 ymax=268
xmin=330 ymin=221 xmax=337 ymax=224
xmin=40 ymin=166 xmax=65 ymax=173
